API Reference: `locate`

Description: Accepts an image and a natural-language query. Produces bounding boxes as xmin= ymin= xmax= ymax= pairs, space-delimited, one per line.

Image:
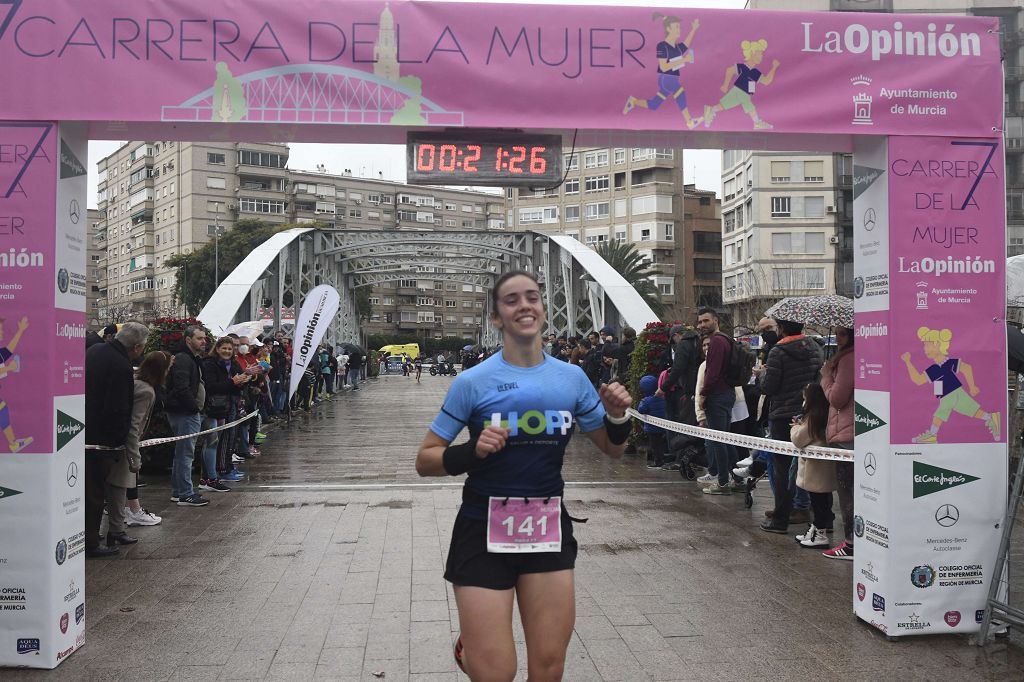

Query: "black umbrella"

xmin=340 ymin=342 xmax=366 ymax=357
xmin=1008 ymin=323 xmax=1024 ymax=373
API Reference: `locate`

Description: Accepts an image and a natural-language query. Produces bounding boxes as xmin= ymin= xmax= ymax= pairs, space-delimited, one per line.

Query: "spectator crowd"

xmin=82 ymin=321 xmax=368 ymax=558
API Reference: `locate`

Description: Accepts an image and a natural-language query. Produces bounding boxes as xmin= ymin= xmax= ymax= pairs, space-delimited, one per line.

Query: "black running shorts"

xmin=444 ymin=510 xmax=577 ymax=590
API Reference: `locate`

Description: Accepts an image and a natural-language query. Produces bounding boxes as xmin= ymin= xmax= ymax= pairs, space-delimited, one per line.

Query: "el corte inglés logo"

xmin=56 ymin=410 xmax=84 ymax=452
xmin=0 ymin=484 xmax=23 ymax=501
xmin=854 ymin=402 xmax=885 ymax=435
xmin=912 ymin=461 xmax=980 ymax=499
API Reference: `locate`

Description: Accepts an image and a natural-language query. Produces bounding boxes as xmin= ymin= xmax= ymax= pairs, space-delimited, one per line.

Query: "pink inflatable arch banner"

xmin=0 ymin=0 xmax=1004 ymax=139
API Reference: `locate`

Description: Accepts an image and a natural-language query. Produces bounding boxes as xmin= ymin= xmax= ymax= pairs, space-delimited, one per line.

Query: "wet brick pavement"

xmin=9 ymin=374 xmax=1024 ymax=681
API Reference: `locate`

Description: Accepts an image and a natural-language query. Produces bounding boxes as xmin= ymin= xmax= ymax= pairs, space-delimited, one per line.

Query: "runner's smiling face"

xmin=667 ymin=21 xmax=680 ymax=41
xmin=492 ymin=275 xmax=544 ymax=340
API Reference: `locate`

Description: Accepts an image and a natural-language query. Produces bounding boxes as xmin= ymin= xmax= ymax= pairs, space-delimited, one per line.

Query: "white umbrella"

xmin=223 ymin=320 xmax=267 ymax=339
xmin=1007 ymin=256 xmax=1024 ymax=307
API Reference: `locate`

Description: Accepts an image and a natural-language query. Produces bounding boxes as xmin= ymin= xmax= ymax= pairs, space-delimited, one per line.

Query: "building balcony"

xmin=1006 ymin=66 xmax=1024 ymax=82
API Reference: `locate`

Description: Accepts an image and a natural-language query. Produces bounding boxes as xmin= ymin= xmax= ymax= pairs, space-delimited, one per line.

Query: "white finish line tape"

xmin=626 ymin=408 xmax=854 ymax=462
xmin=84 ymin=411 xmax=259 ymax=451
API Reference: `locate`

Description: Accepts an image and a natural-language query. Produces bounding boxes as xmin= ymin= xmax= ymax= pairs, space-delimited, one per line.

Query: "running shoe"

xmin=799 ymin=527 xmax=831 ymax=548
xmin=987 ymin=412 xmax=1001 ymax=440
xmin=231 ymin=454 xmax=246 ymax=464
xmin=125 ymin=508 xmax=162 ymax=527
xmin=732 ymin=466 xmax=751 ymax=479
xmin=822 ymin=541 xmax=854 ymax=560
xmin=702 ymin=482 xmax=732 ymax=495
xmin=177 ymin=494 xmax=210 ymax=507
xmin=453 ymin=633 xmax=466 ymax=674
xmin=696 ymin=473 xmax=716 ymax=488
xmin=912 ymin=431 xmax=937 ymax=444
xmin=735 ymin=456 xmax=754 ymax=468
xmin=221 ymin=470 xmax=246 ymax=481
xmin=198 ymin=479 xmax=231 ymax=493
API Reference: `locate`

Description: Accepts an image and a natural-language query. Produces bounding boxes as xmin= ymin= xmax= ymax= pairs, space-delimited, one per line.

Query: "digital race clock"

xmin=406 ymin=131 xmax=563 ymax=187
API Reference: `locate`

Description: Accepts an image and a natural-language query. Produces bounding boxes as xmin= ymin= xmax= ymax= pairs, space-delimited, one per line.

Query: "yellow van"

xmin=377 ymin=343 xmax=420 ymax=359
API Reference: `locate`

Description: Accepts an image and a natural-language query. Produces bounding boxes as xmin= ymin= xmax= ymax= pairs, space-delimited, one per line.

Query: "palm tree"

xmin=593 ymin=241 xmax=665 ymax=318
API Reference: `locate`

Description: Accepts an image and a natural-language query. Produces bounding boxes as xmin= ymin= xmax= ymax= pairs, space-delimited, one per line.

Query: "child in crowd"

xmin=637 ymin=374 xmax=667 ymax=468
xmin=790 ymin=383 xmax=837 ymax=549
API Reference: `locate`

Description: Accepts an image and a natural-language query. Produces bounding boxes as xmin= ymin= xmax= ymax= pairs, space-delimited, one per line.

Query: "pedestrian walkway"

xmin=12 ymin=375 xmax=1024 ymax=681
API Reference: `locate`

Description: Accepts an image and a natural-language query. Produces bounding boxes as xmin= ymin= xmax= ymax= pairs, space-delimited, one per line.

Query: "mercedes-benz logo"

xmin=69 ymin=199 xmax=80 ymax=225
xmin=66 ymin=462 xmax=78 ymax=487
xmin=935 ymin=504 xmax=960 ymax=528
xmin=863 ymin=208 xmax=876 ymax=232
xmin=863 ymin=452 xmax=877 ymax=476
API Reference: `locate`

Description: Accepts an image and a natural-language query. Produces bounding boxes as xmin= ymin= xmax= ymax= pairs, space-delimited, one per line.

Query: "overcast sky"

xmin=87 ymin=0 xmax=746 ymax=208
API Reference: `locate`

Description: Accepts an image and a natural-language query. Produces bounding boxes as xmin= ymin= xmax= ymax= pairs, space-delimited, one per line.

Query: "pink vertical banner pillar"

xmin=852 ymin=135 xmax=1007 ymax=636
xmin=0 ymin=121 xmax=87 ymax=668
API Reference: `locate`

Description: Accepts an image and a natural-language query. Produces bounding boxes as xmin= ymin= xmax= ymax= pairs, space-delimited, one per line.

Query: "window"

xmin=238 ymin=149 xmax=287 ymax=168
xmin=398 ymin=210 xmax=416 ymax=222
xmin=585 ymin=202 xmax=609 ymax=220
xmin=772 ymin=233 xmax=792 ymax=254
xmin=444 ymin=218 xmax=456 ymax=228
xmin=631 ymin=195 xmax=672 ymax=215
xmin=659 ymin=282 xmax=673 ymax=295
xmin=565 ymin=205 xmax=580 ymax=222
xmin=804 ymin=196 xmax=825 ymax=218
xmin=771 ymin=196 xmax=791 ymax=217
xmin=462 ymin=204 xmax=473 ymax=213
xmin=640 ymin=228 xmax=651 ymax=241
xmin=664 ymin=223 xmax=674 ymax=240
xmin=614 ymin=149 xmax=626 ymax=164
xmin=694 ymin=258 xmax=722 ymax=280
xmin=614 ymin=228 xmax=626 ymax=242
xmin=771 ymin=161 xmax=791 ymax=183
xmin=631 ymin=148 xmax=674 ymax=161
xmin=519 ymin=207 xmax=558 ymax=225
xmin=564 ymin=178 xmax=579 ymax=194
xmin=445 ymin=300 xmax=457 ymax=308
xmin=564 ymin=153 xmax=579 ymax=171
xmin=803 ymin=160 xmax=824 ymax=182
xmin=206 ymin=177 xmax=227 ymax=190
xmin=772 ymin=267 xmax=826 ymax=290
xmin=614 ymin=198 xmax=627 ymax=218
xmin=349 ymin=208 xmax=362 ymax=218
xmin=207 ymin=152 xmax=226 ymax=165
xmin=315 ymin=201 xmax=336 ymax=214
xmin=239 ymin=198 xmax=285 ymax=214
xmin=805 ymin=232 xmax=826 ymax=253
xmin=584 ymin=150 xmax=608 ymax=169
xmin=724 ymin=210 xmax=736 ymax=234
xmin=585 ymin=175 xmax=609 ymax=192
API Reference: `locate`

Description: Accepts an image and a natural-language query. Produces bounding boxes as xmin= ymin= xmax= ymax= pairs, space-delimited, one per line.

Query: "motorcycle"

xmin=429 ymin=362 xmax=458 ymax=376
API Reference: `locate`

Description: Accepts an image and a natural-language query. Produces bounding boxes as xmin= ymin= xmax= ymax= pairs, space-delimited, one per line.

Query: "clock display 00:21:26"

xmin=414 ymin=144 xmax=549 ymax=175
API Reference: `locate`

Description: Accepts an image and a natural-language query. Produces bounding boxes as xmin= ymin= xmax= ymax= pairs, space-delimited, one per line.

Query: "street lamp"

xmin=213 ymin=206 xmax=225 ymax=288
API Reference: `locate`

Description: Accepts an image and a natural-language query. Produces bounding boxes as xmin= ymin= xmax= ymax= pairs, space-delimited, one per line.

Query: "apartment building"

xmin=86 ymin=209 xmax=104 ymax=328
xmin=719 ymin=150 xmax=853 ymax=326
xmin=93 ymin=142 xmax=503 ymax=341
xmin=507 ymin=147 xmax=722 ymax=322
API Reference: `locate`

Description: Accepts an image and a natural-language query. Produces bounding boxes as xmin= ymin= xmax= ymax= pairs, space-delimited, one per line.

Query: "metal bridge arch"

xmin=197 ymin=228 xmax=658 ymax=347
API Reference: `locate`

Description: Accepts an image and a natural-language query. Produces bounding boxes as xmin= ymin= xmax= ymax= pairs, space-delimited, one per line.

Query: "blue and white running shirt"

xmin=431 ymin=352 xmax=606 ymax=509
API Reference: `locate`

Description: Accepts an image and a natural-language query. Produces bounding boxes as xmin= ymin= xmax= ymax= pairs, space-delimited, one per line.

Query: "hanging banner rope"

xmin=84 ymin=411 xmax=258 ymax=451
xmin=626 ymin=408 xmax=853 ymax=462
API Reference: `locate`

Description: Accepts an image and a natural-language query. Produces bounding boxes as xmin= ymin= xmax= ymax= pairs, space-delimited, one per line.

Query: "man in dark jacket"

xmin=658 ymin=325 xmax=701 ymax=466
xmin=165 ymin=325 xmax=209 ymax=507
xmin=758 ymin=318 xmax=823 ymax=533
xmin=84 ymin=321 xmax=148 ymax=557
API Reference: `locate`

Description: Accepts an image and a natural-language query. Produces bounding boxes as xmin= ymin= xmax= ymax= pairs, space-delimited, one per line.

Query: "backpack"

xmin=719 ymin=332 xmax=757 ymax=387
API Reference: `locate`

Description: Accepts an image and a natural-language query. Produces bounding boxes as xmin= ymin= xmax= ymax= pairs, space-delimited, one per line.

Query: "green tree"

xmin=165 ymin=219 xmax=291 ymax=315
xmin=593 ymin=240 xmax=666 ymax=318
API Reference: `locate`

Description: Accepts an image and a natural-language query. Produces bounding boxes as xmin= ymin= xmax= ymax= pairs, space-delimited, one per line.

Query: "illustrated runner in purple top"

xmin=0 ymin=316 xmax=33 ymax=453
xmin=623 ymin=14 xmax=703 ymax=130
xmin=901 ymin=326 xmax=1000 ymax=444
xmin=704 ymin=38 xmax=780 ymax=130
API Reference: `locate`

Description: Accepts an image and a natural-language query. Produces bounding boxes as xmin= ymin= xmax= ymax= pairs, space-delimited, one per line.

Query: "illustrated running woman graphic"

xmin=0 ymin=316 xmax=33 ymax=453
xmin=704 ymin=39 xmax=780 ymax=130
xmin=623 ymin=14 xmax=703 ymax=129
xmin=901 ymin=326 xmax=1000 ymax=444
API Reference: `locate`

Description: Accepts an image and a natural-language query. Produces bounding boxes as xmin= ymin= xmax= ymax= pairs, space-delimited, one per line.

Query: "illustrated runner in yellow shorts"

xmin=901 ymin=326 xmax=999 ymax=444
xmin=704 ymin=39 xmax=780 ymax=130
xmin=0 ymin=316 xmax=33 ymax=453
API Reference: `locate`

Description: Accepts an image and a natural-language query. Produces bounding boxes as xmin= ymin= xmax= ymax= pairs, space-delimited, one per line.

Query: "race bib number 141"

xmin=487 ymin=496 xmax=562 ymax=553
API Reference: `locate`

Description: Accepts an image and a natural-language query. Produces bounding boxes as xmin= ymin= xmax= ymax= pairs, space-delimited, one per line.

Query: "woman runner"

xmin=623 ymin=14 xmax=702 ymax=130
xmin=703 ymin=38 xmax=780 ymax=130
xmin=416 ymin=270 xmax=633 ymax=681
